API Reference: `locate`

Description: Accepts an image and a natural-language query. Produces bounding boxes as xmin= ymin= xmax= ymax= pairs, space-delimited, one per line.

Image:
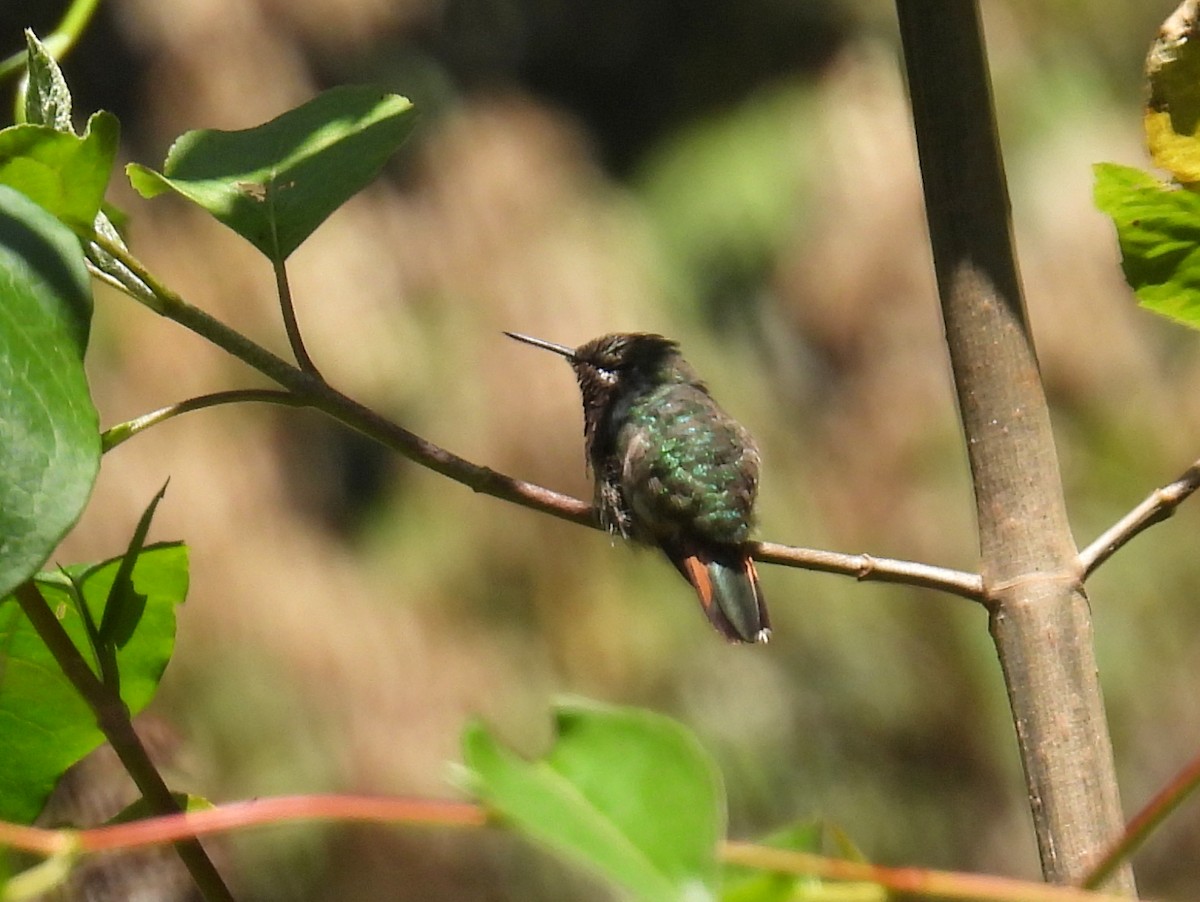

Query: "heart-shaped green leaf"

xmin=462 ymin=698 xmax=724 ymax=902
xmin=127 ymin=86 xmax=414 ymax=261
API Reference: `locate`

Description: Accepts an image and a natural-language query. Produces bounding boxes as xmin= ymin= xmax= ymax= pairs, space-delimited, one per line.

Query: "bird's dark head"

xmin=505 ymin=331 xmax=702 ymax=463
xmin=505 ymin=331 xmax=696 ymax=393
xmin=571 ymin=333 xmax=691 ymax=384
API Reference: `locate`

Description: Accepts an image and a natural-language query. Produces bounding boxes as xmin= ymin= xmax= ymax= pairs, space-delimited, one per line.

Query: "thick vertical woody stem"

xmin=894 ymin=1 xmax=1134 ymax=892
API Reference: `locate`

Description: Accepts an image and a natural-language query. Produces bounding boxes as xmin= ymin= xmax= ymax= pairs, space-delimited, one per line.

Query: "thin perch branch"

xmin=98 ymin=224 xmax=1196 ymax=614
xmin=84 ymin=229 xmax=988 ymax=602
xmin=1078 ymin=458 xmax=1200 ymax=579
xmin=755 ymin=542 xmax=983 ymax=602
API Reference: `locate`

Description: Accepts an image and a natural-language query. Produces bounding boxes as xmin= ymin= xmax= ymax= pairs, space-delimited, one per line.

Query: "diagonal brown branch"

xmin=87 ymin=230 xmax=987 ymax=602
xmin=12 ymin=582 xmax=234 ymax=902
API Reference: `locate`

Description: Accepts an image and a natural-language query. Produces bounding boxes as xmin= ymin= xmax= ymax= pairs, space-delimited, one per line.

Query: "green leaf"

xmin=0 ymin=115 xmax=118 ymax=231
xmin=720 ymin=821 xmax=887 ymax=902
xmin=0 ymin=543 xmax=187 ymax=824
xmin=0 ymin=185 xmax=98 ymax=601
xmin=98 ymin=482 xmax=169 ymax=661
xmin=0 ymin=840 xmax=78 ymax=901
xmin=17 ymin=31 xmax=134 ymax=295
xmin=23 ymin=30 xmax=74 ymax=133
xmin=461 ymin=698 xmax=724 ymax=902
xmin=110 ymin=791 xmax=213 ymax=824
xmin=721 ymin=822 xmax=822 ymax=902
xmin=127 ymin=85 xmax=414 ymax=261
xmin=1093 ymin=162 xmax=1200 ymax=330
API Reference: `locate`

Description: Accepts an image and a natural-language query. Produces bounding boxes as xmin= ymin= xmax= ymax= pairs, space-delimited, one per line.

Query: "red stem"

xmin=0 ymin=795 xmax=485 ymax=857
xmin=1082 ymin=746 xmax=1200 ymax=889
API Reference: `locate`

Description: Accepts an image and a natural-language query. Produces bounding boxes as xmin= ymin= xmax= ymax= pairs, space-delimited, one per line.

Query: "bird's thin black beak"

xmin=503 ymin=331 xmax=575 ymax=359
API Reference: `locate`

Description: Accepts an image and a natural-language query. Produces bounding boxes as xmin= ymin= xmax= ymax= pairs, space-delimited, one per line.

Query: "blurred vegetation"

xmin=5 ymin=0 xmax=1199 ymax=898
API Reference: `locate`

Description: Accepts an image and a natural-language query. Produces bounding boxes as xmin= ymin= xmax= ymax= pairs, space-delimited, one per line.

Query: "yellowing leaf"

xmin=1146 ymin=0 xmax=1200 ymax=183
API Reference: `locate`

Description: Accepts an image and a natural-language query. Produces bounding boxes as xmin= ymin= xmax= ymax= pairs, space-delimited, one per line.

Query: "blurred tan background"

xmin=9 ymin=0 xmax=1200 ymax=898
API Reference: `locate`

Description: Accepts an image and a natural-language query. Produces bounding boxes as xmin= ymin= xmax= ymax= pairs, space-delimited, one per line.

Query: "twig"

xmin=101 ymin=389 xmax=307 ymax=451
xmin=755 ymin=542 xmax=984 ymax=602
xmin=259 ymin=177 xmax=321 ymax=376
xmin=1078 ymin=458 xmax=1200 ymax=580
xmin=271 ymin=255 xmax=322 ymax=378
xmin=1081 ymin=746 xmax=1200 ymax=891
xmin=12 ymin=582 xmax=235 ymax=902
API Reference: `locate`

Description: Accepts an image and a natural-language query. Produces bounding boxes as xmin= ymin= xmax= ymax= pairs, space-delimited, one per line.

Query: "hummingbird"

xmin=506 ymin=331 xmax=770 ymax=644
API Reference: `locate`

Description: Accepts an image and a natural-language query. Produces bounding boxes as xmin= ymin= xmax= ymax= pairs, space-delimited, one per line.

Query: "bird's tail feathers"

xmin=671 ymin=544 xmax=770 ymax=644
